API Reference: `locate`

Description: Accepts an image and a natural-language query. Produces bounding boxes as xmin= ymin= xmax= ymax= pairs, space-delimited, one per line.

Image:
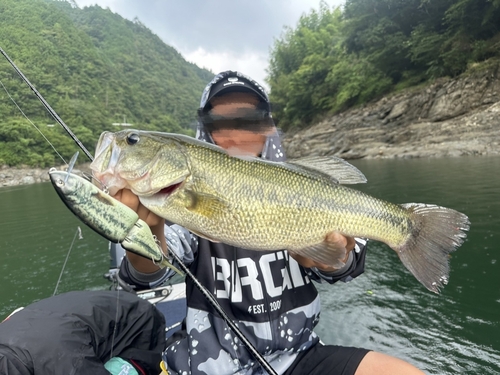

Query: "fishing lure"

xmin=49 ymin=168 xmax=183 ymax=276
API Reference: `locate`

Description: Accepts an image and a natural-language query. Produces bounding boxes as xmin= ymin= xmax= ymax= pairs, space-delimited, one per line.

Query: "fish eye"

xmin=126 ymin=133 xmax=140 ymax=145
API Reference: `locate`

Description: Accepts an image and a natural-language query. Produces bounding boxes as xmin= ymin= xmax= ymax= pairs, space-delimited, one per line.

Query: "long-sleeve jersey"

xmin=119 ymin=225 xmax=368 ymax=375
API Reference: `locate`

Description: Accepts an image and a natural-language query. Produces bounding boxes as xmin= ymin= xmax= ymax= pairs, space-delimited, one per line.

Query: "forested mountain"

xmin=0 ymin=0 xmax=213 ymax=167
xmin=268 ymin=0 xmax=500 ymax=131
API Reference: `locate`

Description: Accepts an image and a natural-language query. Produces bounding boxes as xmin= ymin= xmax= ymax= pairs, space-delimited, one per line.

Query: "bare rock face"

xmin=283 ymin=60 xmax=500 ymax=160
xmin=0 ymin=163 xmax=91 ymax=187
xmin=0 ymin=166 xmax=51 ymax=187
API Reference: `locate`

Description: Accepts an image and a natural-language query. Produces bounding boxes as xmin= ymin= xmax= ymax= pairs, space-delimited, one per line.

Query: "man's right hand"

xmin=113 ymin=189 xmax=167 ymax=273
xmin=113 ymin=189 xmax=165 ymax=228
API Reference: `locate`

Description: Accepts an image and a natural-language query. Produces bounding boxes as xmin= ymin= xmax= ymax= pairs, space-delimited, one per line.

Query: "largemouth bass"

xmin=90 ymin=130 xmax=470 ymax=293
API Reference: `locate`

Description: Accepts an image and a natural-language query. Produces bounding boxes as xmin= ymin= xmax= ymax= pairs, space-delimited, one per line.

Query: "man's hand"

xmin=113 ymin=189 xmax=167 ymax=273
xmin=289 ymin=232 xmax=356 ymax=272
xmin=113 ymin=189 xmax=165 ymax=229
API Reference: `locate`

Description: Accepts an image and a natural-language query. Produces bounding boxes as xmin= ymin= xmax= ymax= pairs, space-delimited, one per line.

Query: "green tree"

xmin=268 ymin=3 xmax=349 ymax=129
xmin=268 ymin=0 xmax=500 ymax=129
xmin=268 ymin=2 xmax=391 ymax=130
xmin=0 ymin=0 xmax=213 ymax=166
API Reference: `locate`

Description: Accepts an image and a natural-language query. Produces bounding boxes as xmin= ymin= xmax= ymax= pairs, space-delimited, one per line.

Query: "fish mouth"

xmin=139 ymin=179 xmax=184 ymax=210
xmin=156 ymin=181 xmax=183 ymax=196
xmin=144 ymin=176 xmax=185 ymax=199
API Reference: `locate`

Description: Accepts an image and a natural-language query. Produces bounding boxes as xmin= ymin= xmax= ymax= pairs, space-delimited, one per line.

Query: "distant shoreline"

xmin=2 ymin=151 xmax=498 ymax=188
xmin=0 ymin=163 xmax=91 ymax=187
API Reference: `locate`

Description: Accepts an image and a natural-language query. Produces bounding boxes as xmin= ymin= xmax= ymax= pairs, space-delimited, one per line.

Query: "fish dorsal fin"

xmin=286 ymin=156 xmax=367 ymax=185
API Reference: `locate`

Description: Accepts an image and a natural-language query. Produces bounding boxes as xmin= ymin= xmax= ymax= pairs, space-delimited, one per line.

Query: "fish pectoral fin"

xmin=287 ymin=156 xmax=367 ymax=185
xmin=292 ymin=237 xmax=348 ymax=269
xmin=184 ymin=190 xmax=230 ymax=219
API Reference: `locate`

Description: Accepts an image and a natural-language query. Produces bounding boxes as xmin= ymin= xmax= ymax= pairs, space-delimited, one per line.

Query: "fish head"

xmin=49 ymin=170 xmax=82 ymax=200
xmin=90 ymin=130 xmax=190 ymax=197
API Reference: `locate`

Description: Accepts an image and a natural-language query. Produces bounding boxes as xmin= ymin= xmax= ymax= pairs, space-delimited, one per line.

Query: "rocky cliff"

xmin=0 ymin=164 xmax=90 ymax=187
xmin=283 ymin=59 xmax=500 ymax=159
xmin=0 ymin=166 xmax=52 ymax=187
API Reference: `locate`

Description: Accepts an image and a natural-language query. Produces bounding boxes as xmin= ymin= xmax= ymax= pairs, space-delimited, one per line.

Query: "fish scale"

xmin=186 ymin=147 xmax=409 ymax=248
xmin=91 ymin=130 xmax=470 ymax=293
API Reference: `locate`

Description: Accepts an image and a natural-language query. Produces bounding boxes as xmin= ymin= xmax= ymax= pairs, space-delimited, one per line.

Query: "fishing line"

xmin=0 ymin=78 xmax=68 ymax=165
xmin=109 ymin=288 xmax=121 ymax=360
xmin=0 ymin=185 xmax=29 ymax=194
xmin=65 ymin=152 xmax=79 ymax=183
xmin=53 ymin=226 xmax=83 ymax=296
xmin=0 ymin=46 xmax=94 ymax=161
xmin=0 ymin=46 xmax=131 ymax=362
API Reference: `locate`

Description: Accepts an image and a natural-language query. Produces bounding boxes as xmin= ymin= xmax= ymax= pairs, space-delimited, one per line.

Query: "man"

xmin=0 ymin=291 xmax=165 ymax=375
xmin=115 ymin=71 xmax=425 ymax=374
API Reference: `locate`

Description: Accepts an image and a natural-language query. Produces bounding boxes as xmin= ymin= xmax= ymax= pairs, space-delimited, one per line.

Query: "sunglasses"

xmin=198 ymin=107 xmax=274 ymax=132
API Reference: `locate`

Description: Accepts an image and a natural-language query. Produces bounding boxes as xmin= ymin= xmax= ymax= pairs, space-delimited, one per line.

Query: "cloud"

xmin=183 ymin=48 xmax=269 ymax=89
xmin=75 ymin=0 xmax=344 ymax=88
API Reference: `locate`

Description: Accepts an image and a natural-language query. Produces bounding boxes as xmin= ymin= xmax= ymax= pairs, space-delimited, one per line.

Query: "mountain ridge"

xmin=0 ymin=0 xmax=213 ymax=167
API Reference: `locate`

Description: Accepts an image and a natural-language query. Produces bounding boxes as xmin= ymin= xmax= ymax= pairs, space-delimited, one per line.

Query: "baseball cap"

xmin=199 ymin=71 xmax=270 ymax=112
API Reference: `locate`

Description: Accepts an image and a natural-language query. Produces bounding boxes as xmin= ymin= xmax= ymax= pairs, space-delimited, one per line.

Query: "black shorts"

xmin=283 ymin=343 xmax=370 ymax=375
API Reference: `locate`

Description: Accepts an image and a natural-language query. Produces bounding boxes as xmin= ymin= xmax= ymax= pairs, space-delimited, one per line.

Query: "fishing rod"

xmin=1 ymin=46 xmax=277 ymax=374
xmin=0 ymin=46 xmax=94 ymax=161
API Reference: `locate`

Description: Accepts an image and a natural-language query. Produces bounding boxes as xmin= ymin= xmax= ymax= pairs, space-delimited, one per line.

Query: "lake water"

xmin=0 ymin=156 xmax=499 ymax=374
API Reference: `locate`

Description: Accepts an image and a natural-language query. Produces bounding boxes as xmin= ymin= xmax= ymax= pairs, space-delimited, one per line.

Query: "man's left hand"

xmin=289 ymin=233 xmax=356 ymax=272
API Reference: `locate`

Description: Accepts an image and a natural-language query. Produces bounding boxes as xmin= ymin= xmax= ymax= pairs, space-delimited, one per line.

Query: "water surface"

xmin=315 ymin=156 xmax=500 ymax=374
xmin=0 ymin=156 xmax=498 ymax=374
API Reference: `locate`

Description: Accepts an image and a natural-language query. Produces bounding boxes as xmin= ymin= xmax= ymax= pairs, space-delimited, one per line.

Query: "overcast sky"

xmin=75 ymin=0 xmax=344 ymax=90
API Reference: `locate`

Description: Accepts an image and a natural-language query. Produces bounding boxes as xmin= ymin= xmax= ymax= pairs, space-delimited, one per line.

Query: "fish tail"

xmin=396 ymin=203 xmax=470 ymax=293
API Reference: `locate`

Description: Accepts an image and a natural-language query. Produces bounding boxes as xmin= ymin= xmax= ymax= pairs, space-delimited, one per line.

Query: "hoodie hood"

xmin=196 ymin=71 xmax=286 ymax=162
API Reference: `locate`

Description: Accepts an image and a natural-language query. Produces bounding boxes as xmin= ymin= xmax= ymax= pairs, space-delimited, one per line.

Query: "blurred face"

xmin=208 ymin=92 xmax=274 ymax=156
xmin=211 ymin=128 xmax=271 ymax=156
